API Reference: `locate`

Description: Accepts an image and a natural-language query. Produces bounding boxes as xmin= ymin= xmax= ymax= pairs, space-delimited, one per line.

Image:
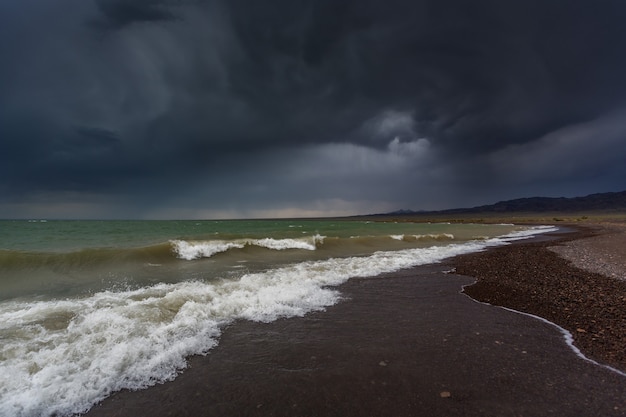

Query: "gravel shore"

xmin=549 ymin=223 xmax=626 ymax=281
xmin=453 ymin=223 xmax=626 ymax=372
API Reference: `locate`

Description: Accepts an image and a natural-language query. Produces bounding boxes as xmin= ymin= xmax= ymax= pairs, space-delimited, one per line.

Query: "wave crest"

xmin=170 ymin=234 xmax=325 ymax=260
xmin=390 ymin=233 xmax=455 ymax=242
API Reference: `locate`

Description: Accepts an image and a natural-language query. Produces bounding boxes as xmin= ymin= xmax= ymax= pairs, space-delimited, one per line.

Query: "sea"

xmin=0 ymin=219 xmax=557 ymax=416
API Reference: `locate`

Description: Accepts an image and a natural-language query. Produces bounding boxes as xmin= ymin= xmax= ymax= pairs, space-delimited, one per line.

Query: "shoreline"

xmin=453 ymin=223 xmax=626 ymax=372
xmin=84 ymin=224 xmax=626 ymax=417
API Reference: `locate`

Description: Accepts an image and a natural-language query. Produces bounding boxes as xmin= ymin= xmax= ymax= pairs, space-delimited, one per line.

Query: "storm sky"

xmin=1 ymin=0 xmax=626 ymax=219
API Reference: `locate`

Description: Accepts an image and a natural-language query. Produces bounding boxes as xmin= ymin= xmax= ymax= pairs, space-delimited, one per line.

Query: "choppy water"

xmin=0 ymin=219 xmax=557 ymax=416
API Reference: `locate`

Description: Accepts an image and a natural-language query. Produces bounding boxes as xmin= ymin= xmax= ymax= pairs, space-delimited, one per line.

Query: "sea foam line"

xmin=458 ymin=224 xmax=626 ymax=378
xmin=500 ymin=306 xmax=626 ymax=378
xmin=390 ymin=233 xmax=455 ymax=242
xmin=460 ymin=290 xmax=626 ymax=378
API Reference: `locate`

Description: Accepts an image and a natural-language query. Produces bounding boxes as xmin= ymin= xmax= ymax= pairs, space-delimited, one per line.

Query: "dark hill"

xmin=441 ymin=190 xmax=626 ymax=214
xmin=378 ymin=191 xmax=626 ymax=217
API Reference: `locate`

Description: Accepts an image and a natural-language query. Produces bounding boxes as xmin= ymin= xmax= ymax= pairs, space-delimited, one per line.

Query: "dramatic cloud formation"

xmin=1 ymin=0 xmax=625 ymax=218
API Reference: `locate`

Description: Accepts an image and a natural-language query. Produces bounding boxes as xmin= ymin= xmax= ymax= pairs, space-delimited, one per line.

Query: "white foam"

xmin=390 ymin=233 xmax=455 ymax=242
xmin=170 ymin=235 xmax=325 ymax=260
xmin=0 ymin=226 xmax=554 ymax=416
xmin=413 ymin=233 xmax=455 ymax=240
xmin=171 ymin=239 xmax=245 ymax=260
xmin=498 ymin=225 xmax=559 ymax=242
xmin=389 ymin=233 xmax=454 ymax=242
xmin=254 ymin=235 xmax=323 ymax=251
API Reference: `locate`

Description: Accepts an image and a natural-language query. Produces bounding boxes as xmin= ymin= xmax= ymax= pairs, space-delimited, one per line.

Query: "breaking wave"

xmin=389 ymin=233 xmax=455 ymax=242
xmin=170 ymin=234 xmax=326 ymax=260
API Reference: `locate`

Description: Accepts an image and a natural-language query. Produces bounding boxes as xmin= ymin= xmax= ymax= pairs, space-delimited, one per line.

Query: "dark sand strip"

xmin=85 ymin=228 xmax=626 ymax=417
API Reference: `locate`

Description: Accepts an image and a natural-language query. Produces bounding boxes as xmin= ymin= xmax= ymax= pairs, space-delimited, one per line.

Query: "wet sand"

xmin=85 ymin=225 xmax=626 ymax=417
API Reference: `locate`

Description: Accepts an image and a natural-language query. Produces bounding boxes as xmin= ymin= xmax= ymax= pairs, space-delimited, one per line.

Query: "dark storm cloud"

xmin=212 ymin=0 xmax=626 ymax=153
xmin=93 ymin=0 xmax=179 ymax=29
xmin=1 ymin=0 xmax=626 ymax=218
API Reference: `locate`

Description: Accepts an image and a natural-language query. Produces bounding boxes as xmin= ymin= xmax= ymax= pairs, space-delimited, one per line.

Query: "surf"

xmin=170 ymin=234 xmax=326 ymax=260
xmin=0 ymin=226 xmax=558 ymax=417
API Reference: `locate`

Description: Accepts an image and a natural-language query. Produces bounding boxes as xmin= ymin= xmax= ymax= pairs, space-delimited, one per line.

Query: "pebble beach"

xmin=455 ymin=222 xmax=626 ymax=372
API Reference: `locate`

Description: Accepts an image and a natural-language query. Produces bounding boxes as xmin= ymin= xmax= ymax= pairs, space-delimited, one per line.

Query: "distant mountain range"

xmin=384 ymin=190 xmax=626 ymax=216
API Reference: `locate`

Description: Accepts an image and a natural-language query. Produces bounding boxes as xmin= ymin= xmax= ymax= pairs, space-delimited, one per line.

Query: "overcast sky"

xmin=1 ymin=0 xmax=626 ymax=219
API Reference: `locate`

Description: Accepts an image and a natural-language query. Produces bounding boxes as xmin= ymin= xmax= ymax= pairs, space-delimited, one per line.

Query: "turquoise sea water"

xmin=0 ymin=219 xmax=556 ymax=416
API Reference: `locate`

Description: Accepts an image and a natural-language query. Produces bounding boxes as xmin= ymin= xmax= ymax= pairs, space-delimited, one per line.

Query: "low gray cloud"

xmin=1 ymin=0 xmax=625 ymax=218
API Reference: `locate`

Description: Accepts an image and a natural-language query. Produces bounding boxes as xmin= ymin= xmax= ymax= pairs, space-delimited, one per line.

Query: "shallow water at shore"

xmin=0 ymin=220 xmax=556 ymax=416
xmin=85 ymin=262 xmax=626 ymax=417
